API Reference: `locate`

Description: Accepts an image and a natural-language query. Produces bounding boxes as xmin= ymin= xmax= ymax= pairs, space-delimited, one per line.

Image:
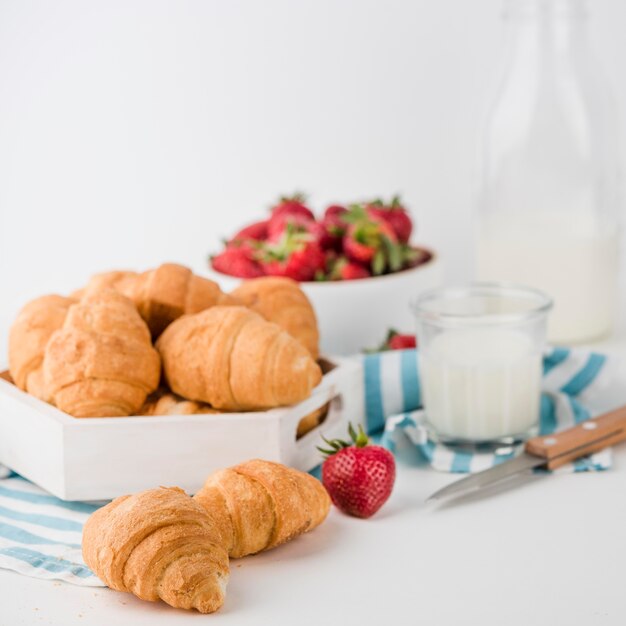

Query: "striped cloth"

xmin=368 ymin=347 xmax=621 ymax=473
xmin=0 ymin=346 xmax=619 ymax=585
xmin=0 ymin=470 xmax=102 ymax=585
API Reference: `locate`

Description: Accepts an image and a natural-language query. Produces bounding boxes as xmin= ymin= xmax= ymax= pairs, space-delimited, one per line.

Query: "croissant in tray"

xmin=156 ymin=305 xmax=322 ymax=411
xmin=43 ymin=289 xmax=160 ymax=417
xmin=82 ymin=486 xmax=229 ymax=613
xmin=8 ymin=294 xmax=76 ymax=401
xmin=230 ymin=277 xmax=319 ymax=359
xmin=82 ymin=263 xmax=233 ymax=337
xmin=139 ymin=390 xmax=218 ymax=416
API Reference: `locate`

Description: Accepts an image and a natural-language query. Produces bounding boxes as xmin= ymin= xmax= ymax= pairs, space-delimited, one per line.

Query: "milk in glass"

xmin=420 ymin=327 xmax=542 ymax=441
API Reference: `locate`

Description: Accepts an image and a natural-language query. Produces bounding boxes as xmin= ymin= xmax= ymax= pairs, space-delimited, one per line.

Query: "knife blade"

xmin=427 ymin=403 xmax=626 ymax=502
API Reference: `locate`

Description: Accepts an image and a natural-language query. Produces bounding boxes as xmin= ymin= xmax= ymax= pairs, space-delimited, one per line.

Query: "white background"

xmin=1 ymin=0 xmax=626 ymax=353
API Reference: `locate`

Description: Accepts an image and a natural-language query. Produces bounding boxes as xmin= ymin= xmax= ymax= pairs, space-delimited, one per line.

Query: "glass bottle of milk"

xmin=476 ymin=0 xmax=620 ymax=344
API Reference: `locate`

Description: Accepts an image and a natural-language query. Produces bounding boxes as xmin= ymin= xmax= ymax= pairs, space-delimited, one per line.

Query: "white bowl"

xmin=206 ymin=252 xmax=443 ymax=355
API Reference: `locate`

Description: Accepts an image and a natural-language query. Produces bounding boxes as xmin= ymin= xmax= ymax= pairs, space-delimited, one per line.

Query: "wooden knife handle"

xmin=525 ymin=405 xmax=626 ymax=470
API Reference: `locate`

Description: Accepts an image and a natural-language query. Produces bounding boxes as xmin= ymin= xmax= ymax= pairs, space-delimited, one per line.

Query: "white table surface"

xmin=2 ymin=338 xmax=626 ymax=626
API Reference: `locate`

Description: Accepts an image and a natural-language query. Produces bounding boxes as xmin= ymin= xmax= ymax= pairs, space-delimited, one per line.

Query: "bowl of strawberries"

xmin=208 ymin=194 xmax=442 ymax=354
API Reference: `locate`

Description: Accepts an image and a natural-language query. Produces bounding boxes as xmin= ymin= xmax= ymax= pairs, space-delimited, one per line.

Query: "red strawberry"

xmin=267 ymin=212 xmax=320 ymax=242
xmin=365 ymin=195 xmax=413 ymax=244
xmin=320 ymin=205 xmax=349 ymax=251
xmin=231 ymin=219 xmax=269 ymax=243
xmin=329 ymin=256 xmax=371 ymax=281
xmin=324 ymin=204 xmax=348 ymax=220
xmin=388 ymin=332 xmax=417 ymax=350
xmin=374 ymin=329 xmax=418 ymax=352
xmin=342 ymin=206 xmax=402 ymax=274
xmin=211 ymin=246 xmax=264 ymax=278
xmin=323 ymin=249 xmax=338 ymax=273
xmin=319 ymin=424 xmax=395 ymax=519
xmin=261 ymin=227 xmax=325 ymax=282
xmin=270 ymin=193 xmax=315 ymax=222
xmin=341 ymin=262 xmax=371 ymax=280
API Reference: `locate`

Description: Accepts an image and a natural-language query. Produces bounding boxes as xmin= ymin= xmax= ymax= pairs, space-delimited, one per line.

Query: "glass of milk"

xmin=413 ymin=283 xmax=552 ymax=446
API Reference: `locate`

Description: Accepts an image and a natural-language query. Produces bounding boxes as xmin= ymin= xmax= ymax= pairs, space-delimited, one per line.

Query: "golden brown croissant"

xmin=139 ymin=389 xmax=218 ymax=416
xmin=8 ymin=295 xmax=76 ymax=401
xmin=43 ymin=290 xmax=160 ymax=417
xmin=77 ymin=270 xmax=139 ymax=300
xmin=156 ymin=306 xmax=322 ymax=411
xmin=78 ymin=264 xmax=232 ymax=337
xmin=230 ymin=277 xmax=319 ymax=359
xmin=194 ymin=459 xmax=331 ymax=558
xmin=82 ymin=486 xmax=229 ymax=613
xmin=296 ymin=403 xmax=329 ymax=439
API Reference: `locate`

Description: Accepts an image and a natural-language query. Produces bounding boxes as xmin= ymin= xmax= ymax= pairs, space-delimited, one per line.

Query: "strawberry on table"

xmin=319 ymin=423 xmax=396 ymax=519
xmin=365 ymin=195 xmax=413 ymax=244
xmin=365 ymin=329 xmax=418 ymax=353
xmin=211 ymin=245 xmax=265 ymax=278
xmin=389 ymin=333 xmax=417 ymax=350
xmin=377 ymin=328 xmax=417 ymax=351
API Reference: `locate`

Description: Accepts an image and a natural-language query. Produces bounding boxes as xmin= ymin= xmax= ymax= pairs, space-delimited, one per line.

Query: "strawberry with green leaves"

xmin=231 ymin=220 xmax=269 ymax=243
xmin=211 ymin=243 xmax=265 ymax=278
xmin=366 ymin=195 xmax=413 ymax=244
xmin=328 ymin=256 xmax=371 ymax=281
xmin=379 ymin=328 xmax=417 ymax=351
xmin=269 ymin=193 xmax=315 ymax=222
xmin=319 ymin=423 xmax=396 ymax=519
xmin=342 ymin=205 xmax=404 ymax=275
xmin=320 ymin=205 xmax=349 ymax=251
xmin=260 ymin=224 xmax=325 ymax=282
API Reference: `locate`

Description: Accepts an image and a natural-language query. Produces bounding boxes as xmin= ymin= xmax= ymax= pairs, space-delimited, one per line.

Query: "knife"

xmin=427 ymin=404 xmax=626 ymax=502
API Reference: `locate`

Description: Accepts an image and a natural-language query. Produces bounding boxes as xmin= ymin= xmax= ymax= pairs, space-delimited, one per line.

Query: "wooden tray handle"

xmin=525 ymin=405 xmax=626 ymax=470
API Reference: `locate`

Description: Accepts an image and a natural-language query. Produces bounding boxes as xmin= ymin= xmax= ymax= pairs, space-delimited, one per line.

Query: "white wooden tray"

xmin=0 ymin=357 xmax=364 ymax=501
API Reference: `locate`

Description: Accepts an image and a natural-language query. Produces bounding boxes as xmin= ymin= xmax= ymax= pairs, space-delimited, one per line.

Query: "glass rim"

xmin=411 ymin=281 xmax=553 ymax=326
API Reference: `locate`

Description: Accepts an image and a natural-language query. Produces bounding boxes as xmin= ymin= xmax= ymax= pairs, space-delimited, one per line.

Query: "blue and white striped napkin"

xmin=0 ymin=470 xmax=102 ymax=585
xmin=0 ymin=346 xmax=620 ymax=586
xmin=369 ymin=347 xmax=620 ymax=473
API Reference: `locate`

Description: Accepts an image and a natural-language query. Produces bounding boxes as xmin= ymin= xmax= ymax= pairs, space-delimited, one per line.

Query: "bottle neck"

xmin=503 ymin=0 xmax=589 ymax=59
xmin=505 ymin=0 xmax=586 ymax=19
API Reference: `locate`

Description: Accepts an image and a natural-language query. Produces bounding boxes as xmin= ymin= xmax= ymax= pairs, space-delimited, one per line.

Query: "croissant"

xmin=140 ymin=390 xmax=218 ymax=416
xmin=156 ymin=306 xmax=322 ymax=411
xmin=74 ymin=270 xmax=139 ymax=300
xmin=43 ymin=290 xmax=160 ymax=417
xmin=296 ymin=403 xmax=329 ymax=439
xmin=231 ymin=277 xmax=319 ymax=359
xmin=78 ymin=264 xmax=232 ymax=337
xmin=8 ymin=295 xmax=76 ymax=401
xmin=194 ymin=459 xmax=331 ymax=558
xmin=82 ymin=486 xmax=229 ymax=613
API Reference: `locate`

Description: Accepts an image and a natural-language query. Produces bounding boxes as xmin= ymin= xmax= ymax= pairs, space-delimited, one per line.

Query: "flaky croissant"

xmin=79 ymin=263 xmax=232 ymax=337
xmin=82 ymin=486 xmax=229 ymax=614
xmin=139 ymin=389 xmax=218 ymax=416
xmin=194 ymin=459 xmax=331 ymax=558
xmin=73 ymin=270 xmax=138 ymax=300
xmin=43 ymin=290 xmax=160 ymax=417
xmin=156 ymin=305 xmax=322 ymax=411
xmin=8 ymin=295 xmax=76 ymax=401
xmin=230 ymin=277 xmax=319 ymax=359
